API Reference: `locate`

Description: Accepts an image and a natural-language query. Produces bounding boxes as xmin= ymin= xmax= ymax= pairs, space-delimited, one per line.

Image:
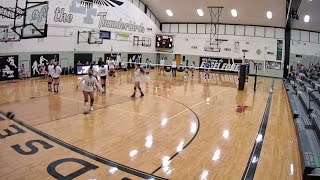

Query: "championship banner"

xmin=276 ymin=40 xmax=283 ymax=61
xmin=31 ymin=54 xmax=59 ymax=77
xmin=0 ymin=55 xmax=18 ymax=81
xmin=199 ymin=57 xmax=242 ymax=72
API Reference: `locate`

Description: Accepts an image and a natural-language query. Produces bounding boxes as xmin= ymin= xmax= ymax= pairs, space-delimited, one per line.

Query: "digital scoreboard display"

xmin=156 ymin=35 xmax=173 ymax=48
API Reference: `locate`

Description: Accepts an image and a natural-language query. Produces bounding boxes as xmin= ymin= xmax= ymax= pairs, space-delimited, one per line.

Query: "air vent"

xmin=224 ymin=48 xmax=231 ymax=51
xmin=296 ymin=54 xmax=302 ymax=58
xmin=267 ymin=52 xmax=274 ymax=55
xmin=246 ymin=42 xmax=249 ymax=44
xmin=191 ymin=46 xmax=198 ymax=49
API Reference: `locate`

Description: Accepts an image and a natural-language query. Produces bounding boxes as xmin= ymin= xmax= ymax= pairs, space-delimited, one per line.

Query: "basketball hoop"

xmin=204 ymin=6 xmax=227 ymax=52
xmin=204 ymin=39 xmax=227 ymax=52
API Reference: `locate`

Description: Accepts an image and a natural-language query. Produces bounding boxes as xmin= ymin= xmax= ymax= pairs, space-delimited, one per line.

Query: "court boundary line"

xmin=31 ymin=95 xmax=133 ymax=127
xmin=0 ymin=111 xmax=168 ymax=180
xmin=55 ymin=95 xmax=162 ymax=119
xmin=241 ymin=80 xmax=275 ymax=180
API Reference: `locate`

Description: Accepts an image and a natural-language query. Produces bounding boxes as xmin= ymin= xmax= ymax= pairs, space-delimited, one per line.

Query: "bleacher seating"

xmin=285 ymin=76 xmax=320 ymax=179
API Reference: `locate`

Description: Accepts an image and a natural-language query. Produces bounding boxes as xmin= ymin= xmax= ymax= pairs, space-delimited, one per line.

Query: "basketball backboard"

xmin=10 ymin=1 xmax=48 ymax=39
xmin=88 ymin=31 xmax=103 ymax=44
xmin=21 ymin=1 xmax=48 ymax=38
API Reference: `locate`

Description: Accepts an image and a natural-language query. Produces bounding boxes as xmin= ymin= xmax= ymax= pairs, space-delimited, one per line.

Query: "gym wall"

xmin=0 ymin=0 xmax=161 ymax=53
xmin=161 ymin=24 xmax=285 ymax=78
xmin=289 ymin=29 xmax=320 ymax=70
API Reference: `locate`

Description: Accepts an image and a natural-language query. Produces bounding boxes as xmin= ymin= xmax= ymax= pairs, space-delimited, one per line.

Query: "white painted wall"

xmin=0 ymin=0 xmax=161 ymax=54
xmin=289 ymin=29 xmax=320 ymax=70
xmin=169 ymin=34 xmax=283 ymax=61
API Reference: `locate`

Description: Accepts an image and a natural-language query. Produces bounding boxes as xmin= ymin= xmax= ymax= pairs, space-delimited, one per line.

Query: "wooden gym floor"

xmin=0 ymin=70 xmax=301 ymax=180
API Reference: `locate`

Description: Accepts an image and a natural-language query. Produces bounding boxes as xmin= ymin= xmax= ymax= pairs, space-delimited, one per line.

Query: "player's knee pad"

xmin=85 ymin=100 xmax=88 ymax=103
xmin=138 ymin=87 xmax=141 ymax=90
xmin=134 ymin=87 xmax=137 ymax=90
xmin=91 ymin=99 xmax=94 ymax=103
xmin=48 ymin=82 xmax=51 ymax=85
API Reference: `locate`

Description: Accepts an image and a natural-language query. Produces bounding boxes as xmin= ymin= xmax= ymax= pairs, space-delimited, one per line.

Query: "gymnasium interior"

xmin=1 ymin=0 xmax=320 ymax=179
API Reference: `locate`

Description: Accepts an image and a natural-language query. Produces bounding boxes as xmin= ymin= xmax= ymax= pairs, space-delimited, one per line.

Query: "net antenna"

xmin=205 ymin=6 xmax=227 ymax=52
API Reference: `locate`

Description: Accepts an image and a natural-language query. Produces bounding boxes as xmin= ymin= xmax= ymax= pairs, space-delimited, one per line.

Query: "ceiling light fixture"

xmin=266 ymin=11 xmax=272 ymax=19
xmin=231 ymin=9 xmax=237 ymax=17
xmin=197 ymin=9 xmax=204 ymax=16
xmin=166 ymin=9 xmax=173 ymax=17
xmin=304 ymin=15 xmax=310 ymax=22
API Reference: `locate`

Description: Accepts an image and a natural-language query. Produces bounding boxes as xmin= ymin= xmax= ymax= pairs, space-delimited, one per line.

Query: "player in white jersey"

xmin=47 ymin=61 xmax=54 ymax=91
xmin=77 ymin=69 xmax=105 ymax=112
xmin=159 ymin=59 xmax=165 ymax=75
xmin=131 ymin=64 xmax=145 ymax=98
xmin=189 ymin=61 xmax=195 ymax=77
xmin=99 ymin=62 xmax=108 ymax=91
xmin=109 ymin=60 xmax=115 ymax=77
xmin=52 ymin=62 xmax=62 ymax=93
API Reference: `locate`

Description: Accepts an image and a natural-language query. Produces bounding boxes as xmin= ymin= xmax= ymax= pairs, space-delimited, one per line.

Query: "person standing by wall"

xmin=172 ymin=59 xmax=177 ymax=77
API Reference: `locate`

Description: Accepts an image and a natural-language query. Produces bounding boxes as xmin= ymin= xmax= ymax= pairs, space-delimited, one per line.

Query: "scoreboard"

xmin=156 ymin=35 xmax=173 ymax=48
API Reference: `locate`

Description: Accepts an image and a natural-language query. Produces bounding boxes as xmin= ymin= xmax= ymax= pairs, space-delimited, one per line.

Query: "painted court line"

xmin=168 ymin=83 xmax=237 ymax=120
xmin=55 ymin=94 xmax=161 ymax=119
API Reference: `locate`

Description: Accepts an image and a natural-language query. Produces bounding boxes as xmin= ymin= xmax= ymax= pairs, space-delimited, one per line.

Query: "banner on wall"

xmin=128 ymin=54 xmax=142 ymax=68
xmin=114 ymin=32 xmax=131 ymax=41
xmin=100 ymin=30 xmax=111 ymax=39
xmin=276 ymin=40 xmax=283 ymax=61
xmin=265 ymin=61 xmax=281 ymax=70
xmin=199 ymin=57 xmax=242 ymax=72
xmin=0 ymin=55 xmax=18 ymax=81
xmin=30 ymin=54 xmax=59 ymax=77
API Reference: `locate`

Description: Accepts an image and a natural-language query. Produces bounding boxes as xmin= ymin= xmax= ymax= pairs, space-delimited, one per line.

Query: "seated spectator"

xmin=298 ymin=65 xmax=306 ymax=80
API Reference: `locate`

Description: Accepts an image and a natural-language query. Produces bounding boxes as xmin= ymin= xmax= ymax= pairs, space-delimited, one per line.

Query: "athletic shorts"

xmin=53 ymin=77 xmax=60 ymax=80
xmin=83 ymin=91 xmax=93 ymax=93
xmin=101 ymin=76 xmax=107 ymax=80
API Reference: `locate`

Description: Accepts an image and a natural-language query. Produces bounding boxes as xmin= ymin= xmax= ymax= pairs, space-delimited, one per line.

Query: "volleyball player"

xmin=47 ymin=61 xmax=54 ymax=91
xmin=171 ymin=59 xmax=177 ymax=77
xmin=52 ymin=62 xmax=62 ymax=93
xmin=77 ymin=69 xmax=105 ymax=112
xmin=131 ymin=64 xmax=145 ymax=98
xmin=184 ymin=60 xmax=189 ymax=80
xmin=204 ymin=61 xmax=210 ymax=81
xmin=190 ymin=61 xmax=195 ymax=77
xmin=99 ymin=62 xmax=108 ymax=91
xmin=109 ymin=59 xmax=115 ymax=77
xmin=159 ymin=58 xmax=165 ymax=75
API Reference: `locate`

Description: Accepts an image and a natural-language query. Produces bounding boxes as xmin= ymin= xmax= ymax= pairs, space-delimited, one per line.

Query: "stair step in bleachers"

xmin=298 ymin=92 xmax=314 ymax=114
xmin=288 ymin=93 xmax=300 ymax=118
xmin=312 ymin=117 xmax=320 ymax=141
xmin=309 ymin=168 xmax=320 ymax=179
xmin=305 ymin=77 xmax=312 ymax=84
xmin=294 ymin=93 xmax=313 ymax=129
xmin=295 ymin=119 xmax=320 ymax=179
xmin=311 ymin=92 xmax=320 ymax=107
xmin=285 ymin=82 xmax=320 ymax=179
xmin=311 ymin=75 xmax=319 ymax=81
